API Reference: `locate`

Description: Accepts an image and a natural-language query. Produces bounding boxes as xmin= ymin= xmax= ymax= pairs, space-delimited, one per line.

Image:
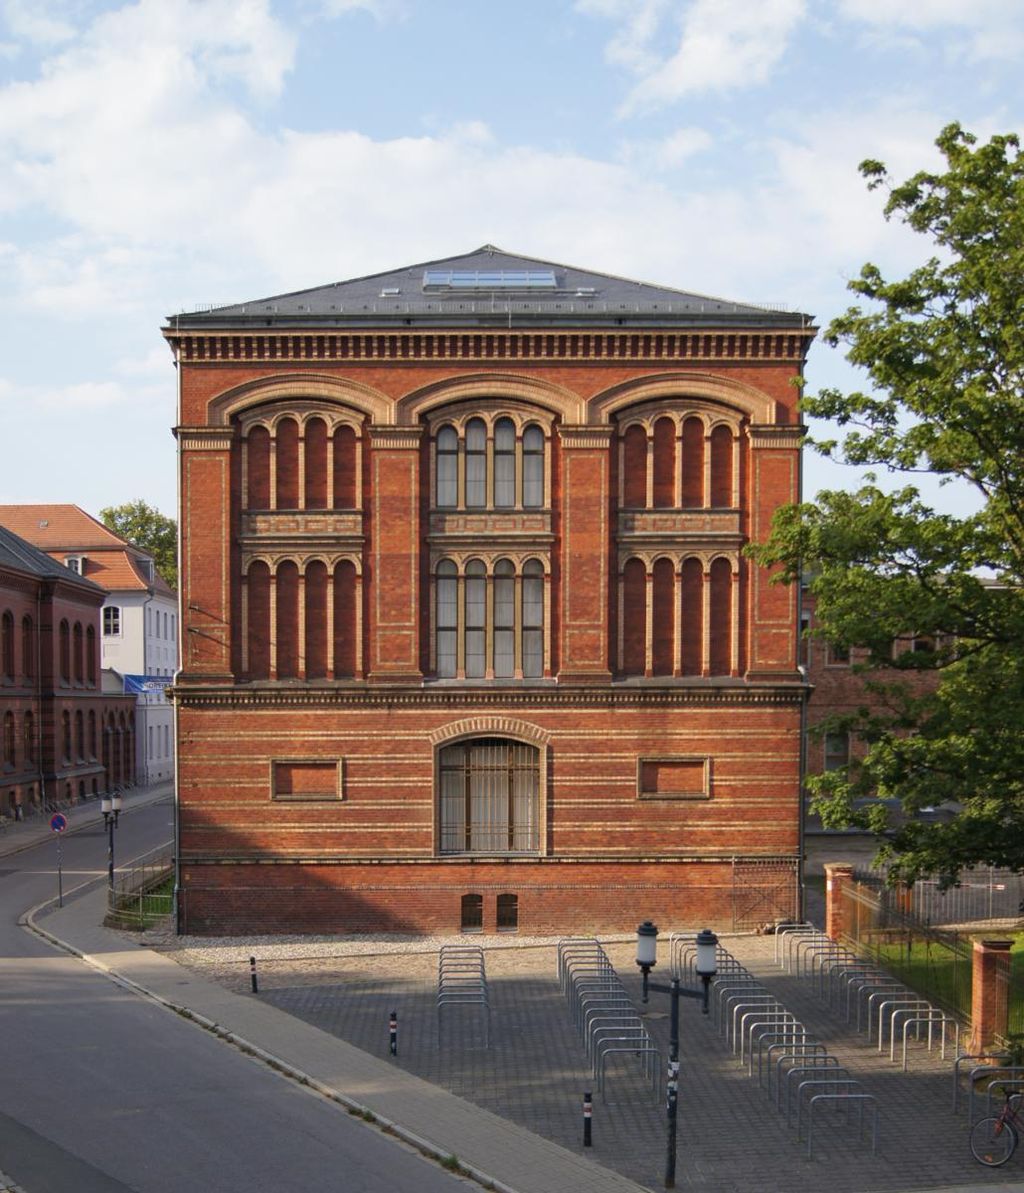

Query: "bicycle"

xmin=970 ymin=1089 xmax=1024 ymax=1167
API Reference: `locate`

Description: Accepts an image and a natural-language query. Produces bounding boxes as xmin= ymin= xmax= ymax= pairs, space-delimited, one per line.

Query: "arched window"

xmin=709 ymin=557 xmax=732 ymax=676
xmin=75 ymin=710 xmax=84 ymax=760
xmin=435 ymin=560 xmax=458 ymax=678
xmin=1 ymin=611 xmax=13 ymax=679
xmin=652 ymin=558 xmax=675 ymax=676
xmin=680 ymin=558 xmax=703 ymax=676
xmin=304 ymin=417 xmax=328 ymax=509
xmin=522 ymin=559 xmax=544 ymax=679
xmin=73 ymin=622 xmax=84 ymax=683
xmin=460 ymin=893 xmax=483 ymax=932
xmin=622 ymin=558 xmax=646 ymax=675
xmin=304 ymin=561 xmax=328 ymax=680
xmin=496 ymin=892 xmax=519 ymax=932
xmin=465 ymin=419 xmax=487 ymax=508
xmin=61 ymin=710 xmax=71 ymax=762
xmin=493 ymin=559 xmax=515 ymax=678
xmin=21 ymin=616 xmax=34 ymax=679
xmin=332 ymin=560 xmax=357 ymax=679
xmin=436 ymin=425 xmax=458 ymax=508
xmin=523 ymin=424 xmax=545 ymax=508
xmin=88 ymin=710 xmax=97 ymax=758
xmin=332 ymin=424 xmax=357 ymax=509
xmin=275 ymin=561 xmax=300 ymax=679
xmin=24 ymin=711 xmax=35 ymax=763
xmin=622 ymin=425 xmax=647 ymax=507
xmin=710 ymin=424 xmax=733 ymax=507
xmin=652 ymin=417 xmax=676 ymax=508
xmin=247 ymin=561 xmax=271 ymax=680
xmin=275 ymin=417 xmax=300 ymax=509
xmin=493 ymin=418 xmax=515 ymax=508
xmin=246 ymin=425 xmax=271 ymax=509
xmin=86 ymin=626 xmax=96 ymax=684
xmin=439 ymin=738 xmax=539 ymax=853
xmin=681 ymin=417 xmax=704 ymax=506
xmin=59 ymin=620 xmax=70 ymax=682
xmin=464 ymin=560 xmax=486 ymax=678
xmin=2 ymin=712 xmax=14 ymax=767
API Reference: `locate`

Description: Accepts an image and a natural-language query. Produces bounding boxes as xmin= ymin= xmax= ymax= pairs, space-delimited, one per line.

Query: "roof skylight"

xmin=423 ymin=269 xmax=558 ymax=291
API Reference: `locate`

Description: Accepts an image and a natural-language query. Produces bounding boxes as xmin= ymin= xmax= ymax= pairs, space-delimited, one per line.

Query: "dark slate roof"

xmin=168 ymin=245 xmax=813 ymax=331
xmin=0 ymin=523 xmax=106 ymax=593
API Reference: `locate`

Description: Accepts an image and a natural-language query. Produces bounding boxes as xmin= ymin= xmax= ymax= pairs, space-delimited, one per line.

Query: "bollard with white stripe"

xmin=583 ymin=1091 xmax=593 ymax=1147
xmin=249 ymin=955 xmax=258 ymax=994
xmin=389 ymin=1010 xmax=398 ymax=1057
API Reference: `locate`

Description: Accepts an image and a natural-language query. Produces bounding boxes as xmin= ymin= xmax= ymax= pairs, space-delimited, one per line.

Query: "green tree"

xmin=100 ymin=499 xmax=177 ymax=590
xmin=752 ymin=124 xmax=1024 ymax=886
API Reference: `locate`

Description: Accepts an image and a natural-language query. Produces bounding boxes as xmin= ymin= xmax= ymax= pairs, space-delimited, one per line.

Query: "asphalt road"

xmin=0 ymin=799 xmax=473 ymax=1193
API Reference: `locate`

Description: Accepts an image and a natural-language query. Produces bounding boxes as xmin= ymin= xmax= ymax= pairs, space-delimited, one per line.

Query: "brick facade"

xmin=167 ymin=248 xmax=815 ymax=935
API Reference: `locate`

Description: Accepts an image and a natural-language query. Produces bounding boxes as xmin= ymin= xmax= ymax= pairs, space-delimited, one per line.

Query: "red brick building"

xmin=0 ymin=524 xmax=136 ymax=819
xmin=166 ymin=247 xmax=815 ymax=935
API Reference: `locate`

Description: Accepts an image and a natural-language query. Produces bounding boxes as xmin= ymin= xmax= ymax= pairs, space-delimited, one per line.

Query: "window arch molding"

xmin=429 ymin=718 xmax=550 ymax=857
xmin=589 ymin=371 xmax=775 ymax=425
xmin=207 ymin=373 xmax=390 ymax=427
xmin=397 ymin=372 xmax=583 ymax=425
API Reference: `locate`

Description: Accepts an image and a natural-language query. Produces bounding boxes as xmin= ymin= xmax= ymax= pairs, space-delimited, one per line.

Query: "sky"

xmin=1 ymin=0 xmax=1021 ymax=522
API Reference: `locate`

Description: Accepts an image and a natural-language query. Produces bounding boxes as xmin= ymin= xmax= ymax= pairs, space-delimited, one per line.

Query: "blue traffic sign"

xmin=50 ymin=813 xmax=67 ymax=833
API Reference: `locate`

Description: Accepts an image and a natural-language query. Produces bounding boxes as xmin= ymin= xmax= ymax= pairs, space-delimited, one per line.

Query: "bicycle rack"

xmin=803 ymin=1093 xmax=878 ymax=1159
xmin=951 ymin=1053 xmax=1012 ymax=1114
xmin=437 ymin=944 xmax=489 ymax=1048
xmin=965 ymin=1065 xmax=1024 ymax=1126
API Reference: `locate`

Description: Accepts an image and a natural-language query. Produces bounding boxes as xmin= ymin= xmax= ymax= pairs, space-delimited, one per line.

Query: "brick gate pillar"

xmin=971 ymin=939 xmax=1012 ymax=1053
xmin=823 ymin=862 xmax=855 ymax=942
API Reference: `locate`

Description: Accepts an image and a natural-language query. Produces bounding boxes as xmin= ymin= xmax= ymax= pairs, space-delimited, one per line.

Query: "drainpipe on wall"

xmin=172 ymin=322 xmax=182 ymax=935
xmin=36 ymin=586 xmax=45 ymax=810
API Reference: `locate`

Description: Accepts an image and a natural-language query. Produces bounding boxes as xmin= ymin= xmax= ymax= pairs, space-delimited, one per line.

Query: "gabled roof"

xmin=0 ymin=524 xmax=105 ymax=593
xmin=168 ymin=245 xmax=813 ymax=331
xmin=0 ymin=504 xmax=174 ymax=596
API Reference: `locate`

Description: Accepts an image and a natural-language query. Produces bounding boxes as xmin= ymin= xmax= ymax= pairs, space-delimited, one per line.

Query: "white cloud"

xmin=313 ymin=0 xmax=401 ymax=17
xmin=580 ymin=0 xmax=806 ymax=115
xmin=837 ymin=0 xmax=1024 ymax=61
xmin=0 ymin=0 xmax=76 ymax=47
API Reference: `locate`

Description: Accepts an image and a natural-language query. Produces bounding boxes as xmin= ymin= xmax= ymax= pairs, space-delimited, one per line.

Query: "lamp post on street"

xmin=636 ymin=922 xmax=719 ymax=1190
xmin=101 ymin=789 xmax=122 ymax=890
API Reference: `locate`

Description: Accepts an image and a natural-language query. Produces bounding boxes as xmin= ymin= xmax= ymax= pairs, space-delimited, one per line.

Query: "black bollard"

xmin=249 ymin=955 xmax=258 ymax=994
xmin=583 ymin=1091 xmax=592 ymax=1147
xmin=389 ymin=1010 xmax=398 ymax=1056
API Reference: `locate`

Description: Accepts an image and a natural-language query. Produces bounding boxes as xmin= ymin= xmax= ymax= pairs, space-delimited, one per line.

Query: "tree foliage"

xmin=100 ymin=499 xmax=177 ymax=590
xmin=752 ymin=124 xmax=1024 ymax=885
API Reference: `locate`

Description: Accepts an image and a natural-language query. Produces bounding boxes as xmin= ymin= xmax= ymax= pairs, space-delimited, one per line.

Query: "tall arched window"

xmin=652 ymin=558 xmax=675 ymax=675
xmin=465 ymin=419 xmax=487 ymax=508
xmin=61 ymin=710 xmax=71 ymax=762
xmin=681 ymin=417 xmax=704 ymax=506
xmin=493 ymin=559 xmax=515 ymax=677
xmin=522 ymin=559 xmax=544 ymax=679
xmin=59 ymin=620 xmax=70 ymax=683
xmin=622 ymin=425 xmax=647 ymax=507
xmin=21 ymin=616 xmax=34 ymax=679
xmin=709 ymin=557 xmax=732 ymax=676
xmin=304 ymin=417 xmax=328 ymax=509
xmin=247 ymin=561 xmax=271 ymax=679
xmin=1 ymin=611 xmax=13 ymax=679
xmin=622 ymin=558 xmax=647 ymax=675
xmin=246 ymin=425 xmax=271 ymax=509
xmin=680 ymin=558 xmax=703 ymax=676
xmin=464 ymin=560 xmax=486 ymax=678
xmin=304 ymin=561 xmax=328 ymax=680
xmin=2 ymin=712 xmax=14 ymax=767
xmin=493 ymin=418 xmax=515 ymax=508
xmin=523 ymin=424 xmax=544 ymax=508
xmin=652 ymin=418 xmax=676 ymax=508
xmin=275 ymin=417 xmax=299 ymax=509
xmin=332 ymin=425 xmax=357 ymax=509
xmin=24 ymin=711 xmax=35 ymax=763
xmin=73 ymin=622 xmax=84 ymax=683
xmin=86 ymin=626 xmax=96 ymax=684
xmin=436 ymin=560 xmax=458 ymax=678
xmin=710 ymin=424 xmax=734 ymax=507
xmin=275 ymin=561 xmax=300 ymax=679
xmin=74 ymin=710 xmax=84 ymax=760
xmin=87 ymin=709 xmax=97 ymax=758
xmin=439 ymin=738 xmax=539 ymax=853
xmin=436 ymin=425 xmax=458 ymax=508
xmin=333 ymin=560 xmax=357 ymax=679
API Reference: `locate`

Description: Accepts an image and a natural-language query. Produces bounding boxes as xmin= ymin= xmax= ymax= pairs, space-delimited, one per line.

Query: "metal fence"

xmin=107 ymin=842 xmax=173 ymax=928
xmin=912 ymin=868 xmax=1024 ymax=926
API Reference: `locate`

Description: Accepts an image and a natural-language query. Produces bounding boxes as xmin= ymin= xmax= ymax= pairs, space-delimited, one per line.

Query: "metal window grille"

xmin=465 ymin=419 xmax=486 ymax=508
xmin=440 ymin=738 xmax=539 ymax=853
xmin=493 ymin=561 xmax=514 ymax=678
xmin=436 ymin=425 xmax=458 ymax=507
xmin=465 ymin=562 xmax=486 ymax=678
xmin=436 ymin=562 xmax=457 ymax=677
xmin=523 ymin=424 xmax=544 ymax=507
xmin=497 ymin=892 xmax=519 ymax=931
xmin=522 ymin=561 xmax=544 ymax=678
xmin=461 ymin=892 xmax=484 ymax=932
xmin=494 ymin=419 xmax=515 ymax=508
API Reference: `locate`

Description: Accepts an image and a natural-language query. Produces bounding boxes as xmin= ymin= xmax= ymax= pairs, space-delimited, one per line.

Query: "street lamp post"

xmin=101 ymin=788 xmax=122 ymax=890
xmin=636 ymin=922 xmax=719 ymax=1190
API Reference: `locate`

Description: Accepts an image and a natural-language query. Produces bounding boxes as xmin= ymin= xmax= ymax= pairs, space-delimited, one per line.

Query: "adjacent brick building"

xmin=0 ymin=524 xmax=136 ymax=818
xmin=166 ymin=246 xmax=815 ymax=935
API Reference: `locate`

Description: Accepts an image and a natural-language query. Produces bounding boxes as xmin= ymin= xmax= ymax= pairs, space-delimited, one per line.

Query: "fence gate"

xmin=731 ymin=858 xmax=799 ymax=930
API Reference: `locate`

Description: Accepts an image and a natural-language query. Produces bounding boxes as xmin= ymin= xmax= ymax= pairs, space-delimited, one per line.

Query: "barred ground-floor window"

xmin=438 ymin=737 xmax=539 ymax=853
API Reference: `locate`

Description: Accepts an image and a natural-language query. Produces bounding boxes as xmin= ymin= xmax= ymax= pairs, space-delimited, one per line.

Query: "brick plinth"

xmin=971 ymin=938 xmax=1012 ymax=1053
xmin=823 ymin=862 xmax=855 ymax=941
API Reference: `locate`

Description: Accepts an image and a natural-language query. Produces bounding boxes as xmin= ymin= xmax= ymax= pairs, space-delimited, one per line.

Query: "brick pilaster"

xmin=971 ymin=939 xmax=1012 ymax=1053
xmin=823 ymin=862 xmax=854 ymax=941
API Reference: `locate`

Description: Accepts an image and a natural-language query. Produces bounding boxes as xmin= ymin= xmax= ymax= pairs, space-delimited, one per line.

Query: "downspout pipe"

xmin=171 ymin=320 xmax=183 ymax=935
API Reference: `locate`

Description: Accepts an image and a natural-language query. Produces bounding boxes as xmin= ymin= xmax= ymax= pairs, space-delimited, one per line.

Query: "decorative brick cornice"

xmin=558 ymin=426 xmax=616 ymax=449
xmin=175 ymin=426 xmax=236 ymax=451
xmin=747 ymin=424 xmax=805 ymax=449
xmin=171 ymin=682 xmax=804 ymax=709
xmin=369 ymin=425 xmax=424 ymax=449
xmin=179 ymin=852 xmax=800 ymax=867
xmin=164 ymin=328 xmax=815 ymax=367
